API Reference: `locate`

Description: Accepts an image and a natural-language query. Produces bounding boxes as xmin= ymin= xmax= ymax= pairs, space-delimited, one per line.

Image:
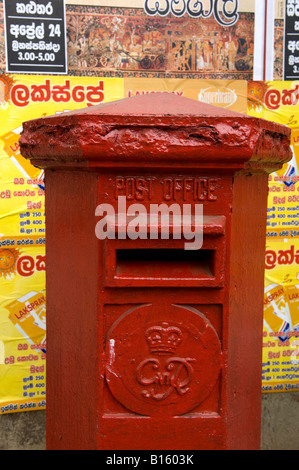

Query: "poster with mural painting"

xmin=0 ymin=0 xmax=255 ymax=79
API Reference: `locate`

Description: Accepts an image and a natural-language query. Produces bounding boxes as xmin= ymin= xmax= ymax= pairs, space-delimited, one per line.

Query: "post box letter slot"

xmin=104 ymin=215 xmax=226 ymax=287
xmin=116 ymin=248 xmax=215 ymax=279
xmin=105 ymin=241 xmax=225 ymax=287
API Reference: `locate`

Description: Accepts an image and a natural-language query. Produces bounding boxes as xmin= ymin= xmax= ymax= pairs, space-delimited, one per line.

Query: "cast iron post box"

xmin=19 ymin=94 xmax=291 ymax=450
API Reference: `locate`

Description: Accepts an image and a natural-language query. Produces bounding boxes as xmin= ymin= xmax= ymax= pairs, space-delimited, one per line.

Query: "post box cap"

xmin=19 ymin=93 xmax=291 ymax=172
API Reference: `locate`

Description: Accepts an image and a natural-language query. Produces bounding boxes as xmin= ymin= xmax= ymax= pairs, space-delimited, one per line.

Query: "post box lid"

xmin=19 ymin=93 xmax=292 ymax=172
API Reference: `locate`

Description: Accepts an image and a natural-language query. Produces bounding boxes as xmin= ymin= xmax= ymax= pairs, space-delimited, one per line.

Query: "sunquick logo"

xmin=198 ymin=86 xmax=237 ymax=108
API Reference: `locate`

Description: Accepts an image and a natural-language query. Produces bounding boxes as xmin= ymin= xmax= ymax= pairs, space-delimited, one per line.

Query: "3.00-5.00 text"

xmin=18 ymin=52 xmax=55 ymax=62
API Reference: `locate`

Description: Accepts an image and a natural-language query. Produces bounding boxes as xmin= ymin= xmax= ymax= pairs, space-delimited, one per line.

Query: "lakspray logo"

xmin=95 ymin=196 xmax=204 ymax=250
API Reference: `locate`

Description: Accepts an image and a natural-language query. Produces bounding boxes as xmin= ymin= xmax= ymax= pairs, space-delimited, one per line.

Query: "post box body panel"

xmin=45 ymin=171 xmax=99 ymax=450
xmin=20 ymin=94 xmax=291 ymax=450
xmin=226 ymin=172 xmax=270 ymax=450
xmin=45 ymin=168 xmax=267 ymax=450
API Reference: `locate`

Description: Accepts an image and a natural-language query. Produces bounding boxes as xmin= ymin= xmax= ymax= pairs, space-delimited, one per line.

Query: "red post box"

xmin=19 ymin=94 xmax=291 ymax=450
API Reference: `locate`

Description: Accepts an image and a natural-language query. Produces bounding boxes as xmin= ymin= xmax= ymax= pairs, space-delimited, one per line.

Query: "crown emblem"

xmin=145 ymin=322 xmax=183 ymax=355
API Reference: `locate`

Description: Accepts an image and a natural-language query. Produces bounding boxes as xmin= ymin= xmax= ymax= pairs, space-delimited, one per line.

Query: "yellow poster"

xmin=0 ymin=76 xmax=251 ymax=413
xmin=124 ymin=78 xmax=248 ymax=113
xmin=1 ymin=75 xmax=288 ymax=413
xmin=0 ymin=74 xmax=123 ymax=414
xmin=248 ymin=81 xmax=299 ymax=393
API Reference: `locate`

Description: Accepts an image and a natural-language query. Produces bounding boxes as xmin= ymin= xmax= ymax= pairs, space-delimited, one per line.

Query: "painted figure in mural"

xmin=227 ymin=36 xmax=238 ymax=71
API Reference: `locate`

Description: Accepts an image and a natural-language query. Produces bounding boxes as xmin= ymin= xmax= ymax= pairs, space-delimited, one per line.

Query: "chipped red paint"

xmin=20 ymin=94 xmax=291 ymax=450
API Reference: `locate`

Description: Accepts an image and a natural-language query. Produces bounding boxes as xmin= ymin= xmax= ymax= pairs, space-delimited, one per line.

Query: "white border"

xmin=254 ymin=0 xmax=275 ymax=80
